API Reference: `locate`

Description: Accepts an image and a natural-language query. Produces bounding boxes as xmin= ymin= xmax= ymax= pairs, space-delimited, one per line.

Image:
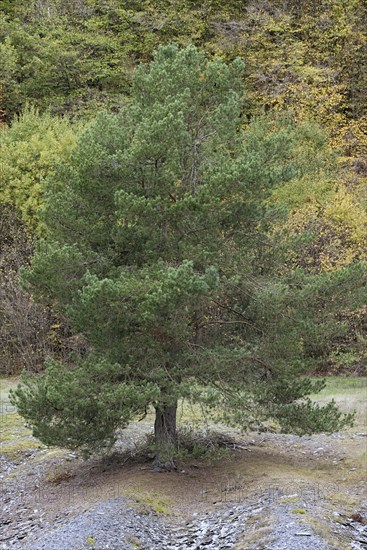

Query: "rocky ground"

xmin=1 ymin=377 xmax=366 ymax=549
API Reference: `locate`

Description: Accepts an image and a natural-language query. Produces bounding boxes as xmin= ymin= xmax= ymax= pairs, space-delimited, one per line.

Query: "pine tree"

xmin=10 ymin=45 xmax=357 ymax=468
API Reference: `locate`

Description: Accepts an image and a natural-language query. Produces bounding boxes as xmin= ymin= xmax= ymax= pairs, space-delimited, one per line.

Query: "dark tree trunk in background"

xmin=153 ymin=401 xmax=178 ymax=471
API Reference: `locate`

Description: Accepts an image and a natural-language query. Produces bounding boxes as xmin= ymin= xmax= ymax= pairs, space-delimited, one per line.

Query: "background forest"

xmin=1 ymin=0 xmax=367 ymax=379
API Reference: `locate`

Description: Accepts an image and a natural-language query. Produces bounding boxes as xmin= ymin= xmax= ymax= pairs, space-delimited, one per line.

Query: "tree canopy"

xmin=10 ymin=45 xmax=361 ymax=466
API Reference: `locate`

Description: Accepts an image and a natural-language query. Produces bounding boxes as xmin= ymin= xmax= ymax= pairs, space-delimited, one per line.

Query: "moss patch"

xmin=126 ymin=489 xmax=172 ymax=516
xmin=278 ymin=496 xmax=299 ymax=503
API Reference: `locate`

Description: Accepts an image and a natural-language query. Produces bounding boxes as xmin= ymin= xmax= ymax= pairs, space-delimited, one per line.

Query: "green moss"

xmin=138 ymin=495 xmax=171 ymax=515
xmin=126 ymin=535 xmax=142 ymax=549
xmin=292 ymin=508 xmax=307 ymax=514
xmin=127 ymin=491 xmax=172 ymax=516
xmin=279 ymin=496 xmax=299 ymax=503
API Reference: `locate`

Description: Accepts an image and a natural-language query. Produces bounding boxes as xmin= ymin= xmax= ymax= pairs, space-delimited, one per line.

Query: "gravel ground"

xmin=269 ymin=504 xmax=330 ymax=550
xmin=1 ymin=432 xmax=366 ymax=550
xmin=26 ymin=498 xmax=170 ymax=550
xmin=1 ymin=377 xmax=366 ymax=550
xmin=20 ymin=496 xmax=334 ymax=550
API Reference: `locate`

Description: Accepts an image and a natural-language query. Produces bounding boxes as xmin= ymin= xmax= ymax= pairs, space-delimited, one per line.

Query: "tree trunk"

xmin=153 ymin=401 xmax=178 ymax=471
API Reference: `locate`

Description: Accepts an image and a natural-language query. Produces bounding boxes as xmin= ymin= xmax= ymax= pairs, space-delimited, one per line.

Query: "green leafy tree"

xmin=11 ymin=45 xmax=357 ymax=467
xmin=0 ymin=33 xmax=19 ymax=121
xmin=0 ymin=105 xmax=76 ymax=234
xmin=0 ymin=105 xmax=79 ymax=376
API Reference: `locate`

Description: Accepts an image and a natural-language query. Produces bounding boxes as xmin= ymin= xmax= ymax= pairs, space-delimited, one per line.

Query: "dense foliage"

xmin=1 ymin=0 xmax=366 ymax=460
xmin=10 ymin=46 xmax=362 ymax=463
xmin=0 ymin=106 xmax=76 ymax=233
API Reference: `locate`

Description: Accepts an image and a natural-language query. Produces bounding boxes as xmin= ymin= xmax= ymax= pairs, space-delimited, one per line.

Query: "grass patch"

xmin=0 ymin=376 xmax=46 ymax=457
xmin=311 ymin=377 xmax=367 ymax=391
xmin=236 ymin=515 xmax=274 ymax=549
xmin=326 ymin=492 xmax=359 ymax=509
xmin=310 ymin=377 xmax=367 ymax=428
xmin=47 ymin=466 xmax=76 ymax=484
xmin=0 ymin=408 xmax=44 ymax=457
xmin=306 ymin=516 xmax=348 ymax=549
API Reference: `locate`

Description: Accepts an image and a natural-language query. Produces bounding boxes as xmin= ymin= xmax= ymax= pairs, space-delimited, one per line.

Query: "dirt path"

xmin=1 ymin=377 xmax=366 ymax=549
